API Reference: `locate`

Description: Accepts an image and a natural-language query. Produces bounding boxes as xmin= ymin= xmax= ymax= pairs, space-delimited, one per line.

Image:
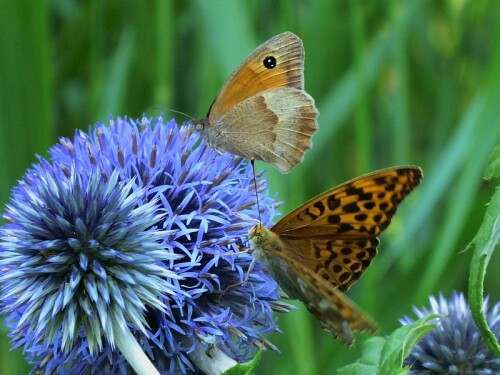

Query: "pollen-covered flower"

xmin=400 ymin=292 xmax=500 ymax=374
xmin=0 ymin=116 xmax=286 ymax=374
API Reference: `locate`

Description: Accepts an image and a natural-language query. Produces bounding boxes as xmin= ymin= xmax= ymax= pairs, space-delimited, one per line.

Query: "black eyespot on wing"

xmin=263 ymin=56 xmax=277 ymax=69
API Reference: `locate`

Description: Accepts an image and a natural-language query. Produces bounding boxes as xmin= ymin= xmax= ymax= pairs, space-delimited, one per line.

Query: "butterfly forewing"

xmin=271 ymin=167 xmax=422 ymax=289
xmin=273 ymin=167 xmax=422 ymax=237
xmin=208 ymin=32 xmax=304 ymax=121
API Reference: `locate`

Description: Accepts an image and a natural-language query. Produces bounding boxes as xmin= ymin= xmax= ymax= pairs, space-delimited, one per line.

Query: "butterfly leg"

xmin=218 ymin=256 xmax=256 ymax=304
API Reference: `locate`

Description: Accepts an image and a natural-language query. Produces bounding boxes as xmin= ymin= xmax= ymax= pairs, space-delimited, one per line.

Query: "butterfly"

xmin=194 ymin=32 xmax=318 ymax=174
xmin=248 ymin=166 xmax=423 ymax=345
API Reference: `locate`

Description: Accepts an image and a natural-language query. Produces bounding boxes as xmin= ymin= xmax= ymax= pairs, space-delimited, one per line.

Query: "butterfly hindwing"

xmin=279 ymin=237 xmax=379 ymax=291
xmin=256 ymin=235 xmax=379 ymax=346
xmin=208 ymin=87 xmax=317 ymax=173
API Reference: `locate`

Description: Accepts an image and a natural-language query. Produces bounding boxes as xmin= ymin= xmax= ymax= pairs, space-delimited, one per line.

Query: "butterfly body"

xmin=195 ymin=32 xmax=318 ymax=173
xmin=249 ymin=225 xmax=284 ymax=271
xmin=248 ymin=166 xmax=423 ymax=345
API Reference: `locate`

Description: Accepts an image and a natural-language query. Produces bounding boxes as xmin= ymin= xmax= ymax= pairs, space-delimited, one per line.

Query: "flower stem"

xmin=113 ymin=321 xmax=160 ymax=375
xmin=185 ymin=338 xmax=237 ymax=375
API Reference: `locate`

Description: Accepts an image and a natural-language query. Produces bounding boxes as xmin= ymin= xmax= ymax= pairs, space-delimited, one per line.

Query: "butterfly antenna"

xmin=153 ymin=107 xmax=197 ymax=122
xmin=250 ymin=158 xmax=262 ymax=226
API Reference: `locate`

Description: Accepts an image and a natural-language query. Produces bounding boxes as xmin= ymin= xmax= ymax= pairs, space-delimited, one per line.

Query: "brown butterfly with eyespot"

xmin=248 ymin=166 xmax=423 ymax=346
xmin=194 ymin=32 xmax=318 ymax=174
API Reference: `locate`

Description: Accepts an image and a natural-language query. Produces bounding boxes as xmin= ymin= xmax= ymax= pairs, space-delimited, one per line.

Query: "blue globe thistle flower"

xmin=0 ymin=116 xmax=287 ymax=374
xmin=400 ymin=292 xmax=500 ymax=374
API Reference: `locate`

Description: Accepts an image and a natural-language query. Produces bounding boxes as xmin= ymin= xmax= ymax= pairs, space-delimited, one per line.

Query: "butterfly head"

xmin=247 ymin=223 xmax=266 ymax=246
xmin=193 ymin=118 xmax=207 ymax=133
xmin=193 ymin=97 xmax=216 ymax=133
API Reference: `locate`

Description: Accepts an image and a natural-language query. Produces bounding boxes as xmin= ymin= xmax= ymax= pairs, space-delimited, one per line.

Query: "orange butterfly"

xmin=194 ymin=32 xmax=318 ymax=174
xmin=249 ymin=166 xmax=423 ymax=345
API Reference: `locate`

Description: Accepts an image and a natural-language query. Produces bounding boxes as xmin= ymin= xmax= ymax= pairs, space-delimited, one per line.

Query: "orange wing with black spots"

xmin=272 ymin=166 xmax=422 ymax=289
xmin=278 ymin=237 xmax=379 ymax=291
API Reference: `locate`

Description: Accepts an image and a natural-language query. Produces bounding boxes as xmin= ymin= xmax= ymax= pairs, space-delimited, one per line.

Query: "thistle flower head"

xmin=400 ymin=292 xmax=500 ymax=374
xmin=1 ymin=116 xmax=285 ymax=373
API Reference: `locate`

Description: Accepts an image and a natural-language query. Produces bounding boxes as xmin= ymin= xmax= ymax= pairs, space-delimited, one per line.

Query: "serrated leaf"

xmin=401 ymin=318 xmax=439 ymax=359
xmin=223 ymin=350 xmax=262 ymax=375
xmin=379 ymin=314 xmax=438 ymax=373
xmin=468 ymin=177 xmax=500 ymax=356
xmin=338 ymin=316 xmax=437 ymax=375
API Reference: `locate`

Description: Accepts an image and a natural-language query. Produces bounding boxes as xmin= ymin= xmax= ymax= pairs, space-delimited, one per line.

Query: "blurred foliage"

xmin=1 ymin=0 xmax=499 ymax=373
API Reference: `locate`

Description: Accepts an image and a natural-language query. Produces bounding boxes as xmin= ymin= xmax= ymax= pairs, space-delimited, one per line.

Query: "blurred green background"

xmin=1 ymin=0 xmax=499 ymax=374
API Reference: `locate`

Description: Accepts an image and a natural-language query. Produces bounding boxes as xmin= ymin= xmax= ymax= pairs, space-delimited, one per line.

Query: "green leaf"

xmin=484 ymin=146 xmax=500 ymax=180
xmin=359 ymin=337 xmax=385 ymax=366
xmin=336 ymin=363 xmax=376 ymax=375
xmin=337 ymin=316 xmax=437 ymax=375
xmin=467 ymin=164 xmax=500 ymax=356
xmin=223 ymin=350 xmax=262 ymax=375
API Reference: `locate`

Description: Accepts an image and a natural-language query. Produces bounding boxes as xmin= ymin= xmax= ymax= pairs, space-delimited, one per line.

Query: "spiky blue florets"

xmin=401 ymin=292 xmax=500 ymax=374
xmin=1 ymin=117 xmax=285 ymax=373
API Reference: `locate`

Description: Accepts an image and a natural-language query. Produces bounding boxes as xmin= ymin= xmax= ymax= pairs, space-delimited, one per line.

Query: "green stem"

xmin=113 ymin=321 xmax=160 ymax=375
xmin=468 ymin=186 xmax=500 ymax=356
xmin=184 ymin=337 xmax=237 ymax=375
